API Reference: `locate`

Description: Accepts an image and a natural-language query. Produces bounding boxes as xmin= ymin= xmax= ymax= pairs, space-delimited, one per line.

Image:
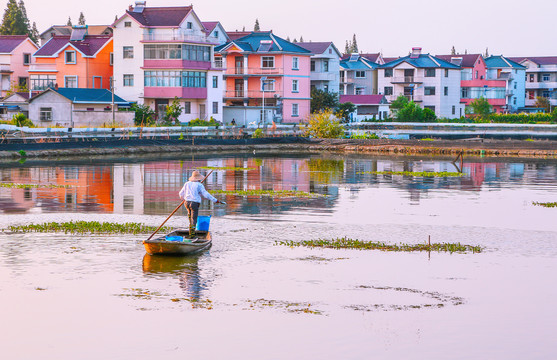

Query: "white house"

xmin=508 ymin=56 xmax=553 ymax=110
xmin=378 ymin=48 xmax=464 ymax=119
xmin=297 ymin=42 xmax=341 ymax=94
xmin=484 ymin=56 xmax=526 ymax=113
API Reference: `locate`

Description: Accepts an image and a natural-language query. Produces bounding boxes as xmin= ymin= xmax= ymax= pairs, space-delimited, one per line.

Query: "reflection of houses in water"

xmin=113 ymin=164 xmax=144 ymax=214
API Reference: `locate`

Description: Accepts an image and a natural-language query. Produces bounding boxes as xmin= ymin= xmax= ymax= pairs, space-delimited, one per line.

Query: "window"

xmin=64 ymin=76 xmax=77 ymax=88
xmin=444 ymin=87 xmax=448 ymax=96
xmin=292 ymin=79 xmax=299 ymax=92
xmin=475 ymin=71 xmax=478 ymax=79
xmin=123 ymin=46 xmax=134 ymax=59
xmin=39 ymin=107 xmax=52 ymax=121
xmin=542 ymin=73 xmax=551 ymax=82
xmin=324 ymin=84 xmax=329 ymax=93
xmin=213 ymin=76 xmax=218 ymax=88
xmin=144 ymin=44 xmax=210 ymax=61
xmin=355 ymin=87 xmax=364 ymax=95
xmin=513 ymin=97 xmax=517 ymax=105
xmin=384 ymin=69 xmax=393 ymax=77
xmin=529 ymin=74 xmax=535 ymax=82
xmin=110 ymin=52 xmax=113 ymax=65
xmin=310 ymin=60 xmax=315 ymax=72
xmin=184 ymin=101 xmax=191 ymax=114
xmin=187 ymin=22 xmax=193 ymax=29
xmin=425 ymin=105 xmax=435 ymax=113
xmin=144 ymin=71 xmax=206 ymax=88
xmin=23 ymin=53 xmax=31 ymax=65
xmin=214 ymin=31 xmax=219 ymax=38
xmin=292 ymin=103 xmax=299 ymax=117
xmin=212 ymin=101 xmax=218 ymax=114
xmin=323 ymin=60 xmax=329 ymax=72
xmin=123 ymin=74 xmax=134 ymax=87
xmin=384 ymin=86 xmax=393 ymax=95
xmin=262 ymin=79 xmax=275 ymax=91
xmin=462 ymin=87 xmax=470 ymax=98
xmin=124 ymin=21 xmax=132 ymax=27
xmin=30 ymin=74 xmax=55 ymax=90
xmin=425 ymin=69 xmax=435 ymax=77
xmin=65 ymin=50 xmax=76 ymax=64
xmin=355 ymin=71 xmax=366 ymax=78
xmin=445 ymin=69 xmax=449 ymax=77
xmin=292 ymin=57 xmax=299 ymax=70
xmin=424 ymin=86 xmax=436 ymax=96
xmin=452 ymin=105 xmax=456 ymax=115
xmin=18 ymin=77 xmax=28 ymax=87
xmin=261 ymin=56 xmax=274 ymax=68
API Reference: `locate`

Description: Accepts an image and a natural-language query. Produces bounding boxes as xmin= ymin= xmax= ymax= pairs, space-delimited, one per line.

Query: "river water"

xmin=1 ymin=153 xmax=556 ymax=359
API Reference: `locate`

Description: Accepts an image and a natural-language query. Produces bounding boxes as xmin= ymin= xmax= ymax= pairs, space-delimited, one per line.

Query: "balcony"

xmin=340 ymin=77 xmax=354 ymax=84
xmin=0 ymin=64 xmax=12 ymax=73
xmin=224 ymin=89 xmax=281 ymax=99
xmin=391 ymin=76 xmax=424 ymax=84
xmin=142 ymin=32 xmax=220 ymax=45
xmin=526 ymin=81 xmax=557 ymax=90
xmin=223 ymin=67 xmax=283 ymax=76
xmin=386 ymin=94 xmax=423 ymax=102
xmin=311 ymin=72 xmax=338 ymax=82
xmin=28 ymin=64 xmax=58 ymax=73
xmin=144 ymin=87 xmax=207 ymax=99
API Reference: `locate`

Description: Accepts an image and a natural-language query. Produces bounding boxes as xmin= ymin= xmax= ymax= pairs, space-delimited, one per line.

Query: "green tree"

xmin=78 ymin=11 xmax=85 ymax=25
xmin=66 ymin=16 xmax=72 ymax=26
xmin=344 ymin=40 xmax=350 ymax=54
xmin=299 ymin=36 xmax=304 ymax=42
xmin=305 ymin=109 xmax=344 ymax=138
xmin=0 ymin=0 xmax=27 ymax=35
xmin=29 ymin=21 xmax=37 ymax=43
xmin=163 ymin=97 xmax=184 ymax=125
xmin=336 ymin=102 xmax=356 ymax=123
xmin=389 ymin=94 xmax=409 ymax=115
xmin=17 ymin=0 xmax=28 ymax=31
xmin=396 ymin=101 xmax=424 ymax=122
xmin=310 ymin=88 xmax=338 ymax=113
xmin=351 ymin=34 xmax=358 ymax=53
xmin=534 ymin=96 xmax=551 ymax=113
xmin=451 ymin=45 xmax=456 ymax=55
xmin=422 ymin=108 xmax=437 ymax=122
xmin=468 ymin=97 xmax=493 ymax=117
xmin=254 ymin=18 xmax=260 ymax=31
xmin=131 ymin=103 xmax=155 ymax=126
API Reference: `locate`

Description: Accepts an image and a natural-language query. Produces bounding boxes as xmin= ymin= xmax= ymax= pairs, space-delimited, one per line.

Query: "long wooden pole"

xmin=146 ymin=170 xmax=214 ymax=241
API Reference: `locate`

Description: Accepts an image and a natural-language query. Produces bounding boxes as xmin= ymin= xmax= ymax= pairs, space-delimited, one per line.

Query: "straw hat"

xmin=189 ymin=170 xmax=204 ymax=182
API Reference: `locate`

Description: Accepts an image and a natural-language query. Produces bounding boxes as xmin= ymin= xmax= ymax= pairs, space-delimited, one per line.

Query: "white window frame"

xmin=123 ymin=74 xmax=134 ymax=87
xmin=261 ymin=56 xmax=275 ymax=69
xmin=184 ymin=101 xmax=191 ymax=114
xmin=23 ymin=53 xmax=31 ymax=65
xmin=292 ymin=103 xmax=299 ymax=117
xmin=261 ymin=79 xmax=275 ymax=92
xmin=323 ymin=60 xmax=329 ymax=72
xmin=355 ymin=71 xmax=366 ymax=78
xmin=92 ymin=76 xmax=102 ymax=88
xmin=212 ymin=101 xmax=219 ymax=114
xmin=123 ymin=46 xmax=134 ymax=59
xmin=187 ymin=22 xmax=193 ymax=29
xmin=542 ymin=73 xmax=551 ymax=82
xmin=212 ymin=76 xmax=218 ymax=88
xmin=292 ymin=57 xmax=299 ymax=70
xmin=424 ymin=86 xmax=436 ymax=96
xmin=65 ymin=50 xmax=76 ymax=64
xmin=64 ymin=75 xmax=78 ymax=88
xmin=292 ymin=79 xmax=299 ymax=93
xmin=40 ymin=107 xmax=53 ymax=121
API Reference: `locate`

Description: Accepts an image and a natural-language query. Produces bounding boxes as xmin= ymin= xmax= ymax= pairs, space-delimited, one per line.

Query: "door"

xmin=235 ymin=56 xmax=244 ymax=74
xmin=155 ymin=99 xmax=169 ymax=121
xmin=234 ymin=79 xmax=244 ymax=97
xmin=199 ymin=104 xmax=206 ymax=120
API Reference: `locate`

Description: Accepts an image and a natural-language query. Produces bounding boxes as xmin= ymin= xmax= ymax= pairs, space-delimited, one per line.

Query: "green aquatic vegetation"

xmin=198 ymin=166 xmax=257 ymax=171
xmin=18 ymin=150 xmax=27 ymax=157
xmin=420 ymin=138 xmax=436 ymax=141
xmin=0 ymin=182 xmax=71 ymax=189
xmin=211 ymin=189 xmax=326 ymax=198
xmin=533 ymin=201 xmax=557 ymax=208
xmin=359 ymin=171 xmax=463 ymax=177
xmin=6 ymin=221 xmax=172 ymax=234
xmin=277 ymin=237 xmax=482 ymax=253
xmin=246 ymin=299 xmax=322 ymax=315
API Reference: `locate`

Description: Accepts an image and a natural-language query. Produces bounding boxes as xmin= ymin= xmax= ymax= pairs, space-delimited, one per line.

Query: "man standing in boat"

xmin=179 ymin=170 xmax=221 ymax=236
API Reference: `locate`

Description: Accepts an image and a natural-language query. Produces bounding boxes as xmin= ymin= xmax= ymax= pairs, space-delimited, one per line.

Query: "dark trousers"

xmin=185 ymin=201 xmax=200 ymax=233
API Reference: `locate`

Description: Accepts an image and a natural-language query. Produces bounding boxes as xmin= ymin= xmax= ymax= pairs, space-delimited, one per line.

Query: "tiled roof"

xmin=34 ymin=35 xmax=112 ymax=57
xmin=0 ymin=35 xmax=30 ymax=53
xmin=436 ymin=54 xmax=482 ymax=68
xmin=296 ymin=42 xmax=333 ymax=55
xmin=340 ymin=56 xmax=378 ymax=70
xmin=227 ymin=31 xmax=251 ymax=41
xmin=381 ymin=54 xmax=461 ymax=69
xmin=31 ymin=88 xmax=128 ymax=104
xmin=40 ymin=25 xmax=112 ymax=37
xmin=484 ymin=56 xmax=525 ymax=69
xmin=340 ymin=94 xmax=386 ymax=105
xmin=126 ymin=6 xmax=192 ymax=27
xmin=382 ymin=57 xmax=398 ymax=63
xmin=509 ymin=56 xmax=557 ymax=66
xmin=202 ymin=22 xmax=219 ymax=33
xmin=216 ymin=32 xmax=311 ymax=54
xmin=360 ymin=53 xmax=381 ymax=63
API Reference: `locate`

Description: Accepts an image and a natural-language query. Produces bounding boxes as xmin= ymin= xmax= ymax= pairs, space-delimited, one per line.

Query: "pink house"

xmin=0 ymin=35 xmax=38 ymax=96
xmin=216 ymin=31 xmax=311 ymax=125
xmin=437 ymin=54 xmax=508 ymax=113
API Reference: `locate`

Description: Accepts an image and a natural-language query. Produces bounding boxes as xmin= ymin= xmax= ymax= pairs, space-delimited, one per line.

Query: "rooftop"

xmin=31 ymin=88 xmax=128 ymax=104
xmin=340 ymin=94 xmax=386 ymax=105
xmin=381 ymin=53 xmax=461 ymax=69
xmin=508 ymin=56 xmax=557 ymax=66
xmin=126 ymin=6 xmax=192 ymax=27
xmin=0 ymin=35 xmax=33 ymax=53
xmin=484 ymin=55 xmax=525 ymax=69
xmin=296 ymin=42 xmax=334 ymax=55
xmin=34 ymin=35 xmax=112 ymax=57
xmin=216 ymin=31 xmax=311 ymax=54
xmin=436 ymin=54 xmax=483 ymax=68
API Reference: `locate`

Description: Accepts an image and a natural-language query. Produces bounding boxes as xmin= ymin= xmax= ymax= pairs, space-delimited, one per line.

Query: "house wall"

xmin=8 ymin=39 xmax=38 ymax=91
xmin=113 ymin=14 xmax=144 ymax=102
xmin=523 ymin=60 xmax=557 ymax=107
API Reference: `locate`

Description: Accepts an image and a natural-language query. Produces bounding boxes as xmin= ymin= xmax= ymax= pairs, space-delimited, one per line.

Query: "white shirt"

xmin=179 ymin=181 xmax=218 ymax=203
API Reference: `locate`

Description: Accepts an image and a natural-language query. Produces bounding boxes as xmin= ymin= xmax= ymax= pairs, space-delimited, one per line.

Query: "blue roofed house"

xmin=339 ymin=53 xmax=381 ymax=96
xmin=378 ymin=48 xmax=464 ymax=119
xmin=296 ymin=42 xmax=341 ymax=94
xmin=28 ymin=87 xmax=133 ymax=127
xmin=484 ymin=56 xmax=526 ymax=112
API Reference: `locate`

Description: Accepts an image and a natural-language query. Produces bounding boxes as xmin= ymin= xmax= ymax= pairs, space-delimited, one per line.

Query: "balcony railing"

xmin=28 ymin=64 xmax=58 ymax=72
xmin=224 ymin=89 xmax=281 ymax=98
xmin=386 ymin=94 xmax=423 ymax=102
xmin=224 ymin=67 xmax=283 ymax=76
xmin=142 ymin=32 xmax=220 ymax=45
xmin=526 ymin=81 xmax=557 ymax=90
xmin=340 ymin=77 xmax=354 ymax=84
xmin=312 ymin=72 xmax=338 ymax=82
xmin=391 ymin=76 xmax=424 ymax=83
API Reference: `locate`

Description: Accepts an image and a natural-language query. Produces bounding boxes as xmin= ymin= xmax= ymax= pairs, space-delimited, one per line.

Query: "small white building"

xmin=340 ymin=94 xmax=390 ymax=121
xmin=378 ymin=48 xmax=464 ymax=119
xmin=0 ymin=92 xmax=30 ymax=120
xmin=297 ymin=42 xmax=341 ymax=94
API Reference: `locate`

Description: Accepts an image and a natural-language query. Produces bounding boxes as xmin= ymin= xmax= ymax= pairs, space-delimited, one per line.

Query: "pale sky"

xmin=19 ymin=0 xmax=557 ymax=57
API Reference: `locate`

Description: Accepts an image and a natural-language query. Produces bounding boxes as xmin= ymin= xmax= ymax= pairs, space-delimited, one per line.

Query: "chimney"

xmin=133 ymin=1 xmax=146 ymax=13
xmin=54 ymin=83 xmax=58 ymax=90
xmin=410 ymin=47 xmax=422 ymax=59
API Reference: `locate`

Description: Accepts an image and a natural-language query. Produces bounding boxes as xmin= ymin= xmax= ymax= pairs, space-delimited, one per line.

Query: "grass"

xmin=277 ymin=237 xmax=482 ymax=253
xmin=533 ymin=201 xmax=557 ymax=208
xmin=198 ymin=166 xmax=257 ymax=171
xmin=6 ymin=221 xmax=172 ymax=234
xmin=211 ymin=189 xmax=326 ymax=198
xmin=0 ymin=182 xmax=71 ymax=189
xmin=359 ymin=171 xmax=463 ymax=177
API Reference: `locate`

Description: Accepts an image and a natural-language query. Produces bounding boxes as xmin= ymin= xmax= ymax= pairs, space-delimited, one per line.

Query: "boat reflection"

xmin=142 ymin=254 xmax=207 ymax=301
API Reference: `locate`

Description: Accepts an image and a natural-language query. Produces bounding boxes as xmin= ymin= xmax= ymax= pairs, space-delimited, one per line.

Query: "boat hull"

xmin=143 ymin=230 xmax=212 ymax=256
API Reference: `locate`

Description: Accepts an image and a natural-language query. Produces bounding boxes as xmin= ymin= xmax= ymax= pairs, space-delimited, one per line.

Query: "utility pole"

xmin=261 ymin=76 xmax=266 ymax=128
xmin=111 ymin=78 xmax=115 ymax=126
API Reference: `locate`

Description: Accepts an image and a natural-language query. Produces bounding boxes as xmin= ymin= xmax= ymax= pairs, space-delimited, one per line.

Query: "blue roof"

xmin=50 ymin=88 xmax=129 ymax=104
xmin=484 ymin=56 xmax=526 ymax=69
xmin=381 ymin=54 xmax=461 ymax=69
xmin=340 ymin=56 xmax=378 ymax=70
xmin=215 ymin=31 xmax=311 ymax=54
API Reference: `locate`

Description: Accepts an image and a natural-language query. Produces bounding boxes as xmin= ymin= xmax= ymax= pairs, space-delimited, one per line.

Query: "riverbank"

xmin=1 ymin=137 xmax=557 ymax=160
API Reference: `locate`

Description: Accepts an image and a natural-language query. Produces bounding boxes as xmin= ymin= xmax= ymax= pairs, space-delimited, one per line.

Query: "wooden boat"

xmin=143 ymin=229 xmax=212 ymax=256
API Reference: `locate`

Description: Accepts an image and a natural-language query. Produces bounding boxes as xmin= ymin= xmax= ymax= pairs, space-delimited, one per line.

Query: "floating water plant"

xmin=211 ymin=189 xmax=326 ymax=198
xmin=533 ymin=201 xmax=557 ymax=208
xmin=0 ymin=182 xmax=71 ymax=189
xmin=277 ymin=237 xmax=482 ymax=253
xmin=6 ymin=221 xmax=172 ymax=234
xmin=359 ymin=171 xmax=463 ymax=177
xmin=198 ymin=166 xmax=257 ymax=171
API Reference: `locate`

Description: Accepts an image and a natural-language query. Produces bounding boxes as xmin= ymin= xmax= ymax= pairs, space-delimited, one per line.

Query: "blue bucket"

xmin=196 ymin=215 xmax=211 ymax=231
xmin=165 ymin=235 xmax=183 ymax=242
